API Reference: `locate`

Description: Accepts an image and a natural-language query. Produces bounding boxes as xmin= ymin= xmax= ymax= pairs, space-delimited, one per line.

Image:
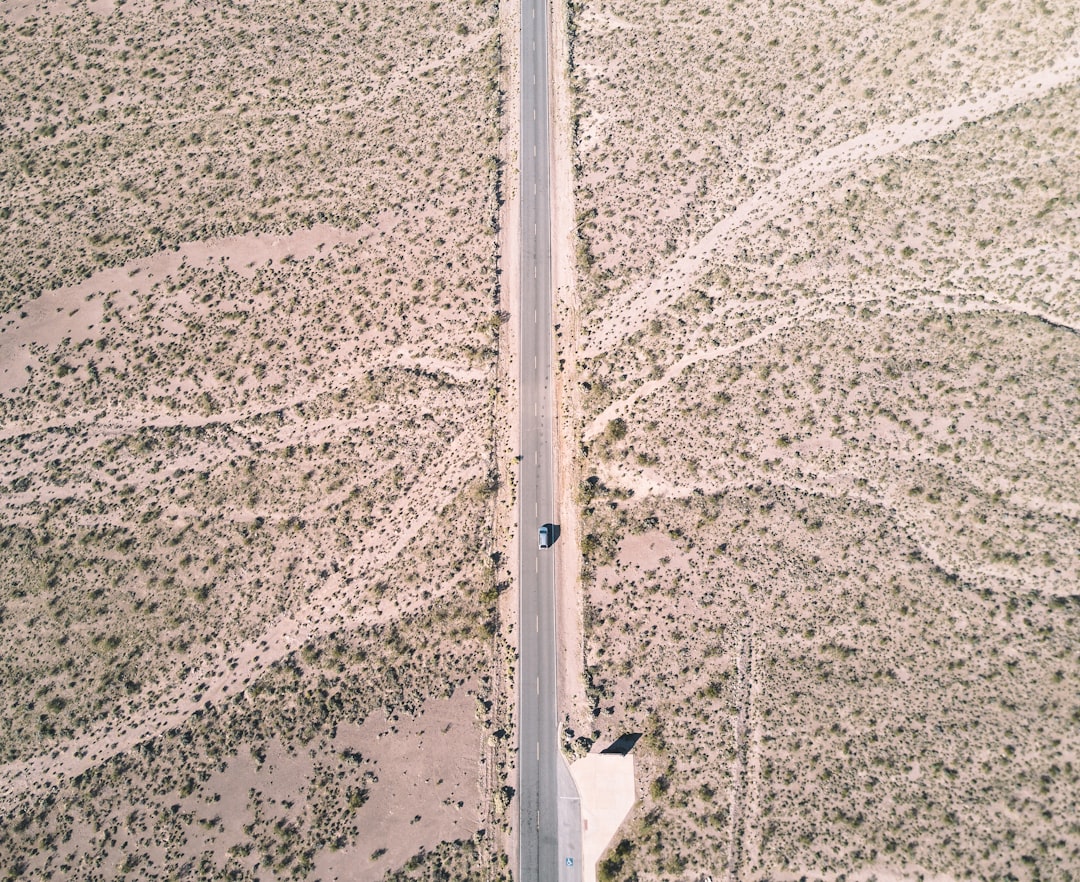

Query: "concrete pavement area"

xmin=569 ymin=754 xmax=636 ymax=882
xmin=557 ymin=755 xmax=584 ymax=881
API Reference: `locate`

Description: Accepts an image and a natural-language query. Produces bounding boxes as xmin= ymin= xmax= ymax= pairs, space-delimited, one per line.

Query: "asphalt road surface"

xmin=517 ymin=0 xmax=582 ymax=878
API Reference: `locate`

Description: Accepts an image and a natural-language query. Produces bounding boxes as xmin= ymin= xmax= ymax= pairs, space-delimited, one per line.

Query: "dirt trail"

xmin=586 ymin=315 xmax=796 ymax=439
xmin=583 ymin=44 xmax=1080 ymax=358
xmin=584 ymin=290 xmax=1078 ymax=441
xmin=594 ymin=458 xmax=1065 ymax=598
xmin=0 ymin=351 xmax=483 ymax=442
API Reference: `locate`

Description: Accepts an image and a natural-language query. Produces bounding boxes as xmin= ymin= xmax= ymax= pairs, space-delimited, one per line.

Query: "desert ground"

xmin=0 ymin=0 xmax=515 ymax=878
xmin=4 ymin=0 xmax=1080 ymax=878
xmin=562 ymin=0 xmax=1080 ymax=879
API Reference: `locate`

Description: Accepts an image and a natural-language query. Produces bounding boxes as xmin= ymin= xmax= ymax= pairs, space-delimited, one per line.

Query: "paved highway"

xmin=517 ymin=0 xmax=582 ymax=878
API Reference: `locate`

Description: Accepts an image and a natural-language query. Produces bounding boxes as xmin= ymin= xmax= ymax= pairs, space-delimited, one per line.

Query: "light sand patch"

xmin=766 ymin=867 xmax=960 ymax=882
xmin=2 ymin=0 xmax=116 ymax=24
xmin=315 ymin=686 xmax=485 ymax=881
xmin=0 ymin=225 xmax=372 ymax=393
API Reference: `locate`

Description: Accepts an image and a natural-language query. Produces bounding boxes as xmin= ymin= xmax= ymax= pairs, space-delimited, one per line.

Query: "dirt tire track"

xmin=550 ymin=0 xmax=591 ymax=741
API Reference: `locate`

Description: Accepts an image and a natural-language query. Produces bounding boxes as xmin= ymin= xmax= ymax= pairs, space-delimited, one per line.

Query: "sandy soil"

xmin=0 ymin=0 xmax=511 ymax=878
xmin=316 ymin=686 xmax=486 ymax=881
xmin=550 ymin=0 xmax=592 ymax=756
xmin=566 ymin=0 xmax=1080 ymax=879
xmin=582 ymin=41 xmax=1080 ymax=359
xmin=493 ymin=0 xmax=523 ymax=867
